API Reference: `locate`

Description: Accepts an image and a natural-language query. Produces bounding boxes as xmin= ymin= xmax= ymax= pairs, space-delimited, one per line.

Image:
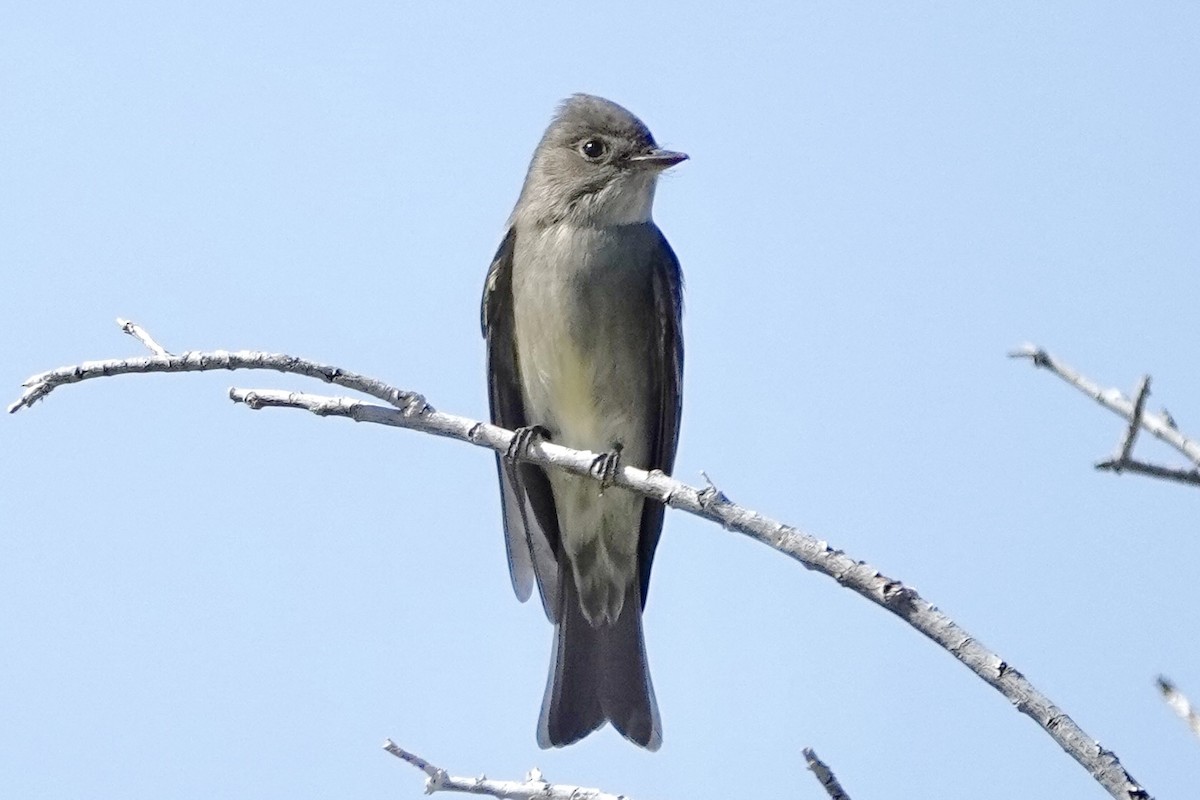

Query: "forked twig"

xmin=1012 ymin=344 xmax=1200 ymax=488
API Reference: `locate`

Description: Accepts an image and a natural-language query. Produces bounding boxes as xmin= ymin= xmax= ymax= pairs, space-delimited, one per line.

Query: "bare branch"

xmin=803 ymin=748 xmax=852 ymax=800
xmin=11 ymin=328 xmax=1152 ymax=800
xmin=228 ymin=388 xmax=1149 ymax=799
xmin=382 ymin=740 xmax=625 ymax=800
xmin=1156 ymin=677 xmax=1200 ymax=741
xmin=9 ymin=319 xmax=428 ymax=415
xmin=1011 ymin=345 xmax=1200 ymax=487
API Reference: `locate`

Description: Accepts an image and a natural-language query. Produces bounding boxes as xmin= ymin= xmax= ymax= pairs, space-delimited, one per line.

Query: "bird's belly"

xmin=518 ymin=323 xmax=649 ymax=623
xmin=518 ymin=329 xmax=652 ymax=460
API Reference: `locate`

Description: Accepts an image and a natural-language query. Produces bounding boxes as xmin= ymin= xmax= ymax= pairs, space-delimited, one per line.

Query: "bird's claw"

xmin=591 ymin=444 xmax=623 ymax=495
xmin=505 ymin=425 xmax=550 ymax=463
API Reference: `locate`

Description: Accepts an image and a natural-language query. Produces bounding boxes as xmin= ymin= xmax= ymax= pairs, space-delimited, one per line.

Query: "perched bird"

xmin=481 ymin=94 xmax=686 ymax=750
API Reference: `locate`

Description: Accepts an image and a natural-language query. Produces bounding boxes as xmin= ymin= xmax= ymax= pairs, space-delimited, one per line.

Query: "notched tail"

xmin=538 ymin=576 xmax=661 ymax=750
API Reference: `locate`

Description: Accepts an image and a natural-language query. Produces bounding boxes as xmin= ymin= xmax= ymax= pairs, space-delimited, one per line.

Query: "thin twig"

xmin=11 ymin=328 xmax=1152 ymax=800
xmin=803 ymin=748 xmax=852 ymax=800
xmin=1094 ymin=458 xmax=1200 ymax=487
xmin=1113 ymin=376 xmax=1151 ymax=466
xmin=382 ymin=740 xmax=625 ymax=799
xmin=1156 ymin=677 xmax=1200 ymax=741
xmin=117 ymin=317 xmax=172 ymax=357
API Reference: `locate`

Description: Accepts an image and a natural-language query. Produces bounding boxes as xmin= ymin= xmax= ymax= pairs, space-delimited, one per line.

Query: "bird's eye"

xmin=579 ymin=138 xmax=607 ymax=160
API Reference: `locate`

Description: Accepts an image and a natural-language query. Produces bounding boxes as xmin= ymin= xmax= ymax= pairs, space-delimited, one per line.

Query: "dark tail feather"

xmin=538 ymin=577 xmax=661 ymax=750
xmin=538 ymin=574 xmax=605 ymax=748
xmin=600 ymin=582 xmax=661 ymax=750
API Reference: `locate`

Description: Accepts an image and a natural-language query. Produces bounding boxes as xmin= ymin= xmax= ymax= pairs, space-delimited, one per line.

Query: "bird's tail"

xmin=537 ymin=573 xmax=661 ymax=750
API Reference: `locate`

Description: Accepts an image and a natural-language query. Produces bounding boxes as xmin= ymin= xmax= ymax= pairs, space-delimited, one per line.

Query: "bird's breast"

xmin=510 ymin=223 xmax=658 ymax=456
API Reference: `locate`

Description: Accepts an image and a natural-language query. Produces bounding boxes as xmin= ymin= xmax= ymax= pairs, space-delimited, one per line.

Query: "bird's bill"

xmin=629 ymin=149 xmax=689 ymax=170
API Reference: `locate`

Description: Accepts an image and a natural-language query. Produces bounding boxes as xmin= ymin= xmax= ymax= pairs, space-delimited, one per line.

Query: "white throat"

xmin=595 ymin=172 xmax=657 ymax=226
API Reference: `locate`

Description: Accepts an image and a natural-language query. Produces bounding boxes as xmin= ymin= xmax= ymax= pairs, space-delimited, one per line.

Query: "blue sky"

xmin=3 ymin=3 xmax=1199 ymax=798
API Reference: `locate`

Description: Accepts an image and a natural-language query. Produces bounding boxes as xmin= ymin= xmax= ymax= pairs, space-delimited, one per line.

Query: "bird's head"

xmin=514 ymin=94 xmax=687 ymax=228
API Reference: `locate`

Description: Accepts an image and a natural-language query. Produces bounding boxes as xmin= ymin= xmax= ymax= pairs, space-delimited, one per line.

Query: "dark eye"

xmin=580 ymin=138 xmax=607 ymax=160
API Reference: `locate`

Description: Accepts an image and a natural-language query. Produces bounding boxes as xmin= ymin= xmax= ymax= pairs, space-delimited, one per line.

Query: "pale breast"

xmin=510 ymin=222 xmax=659 ymax=462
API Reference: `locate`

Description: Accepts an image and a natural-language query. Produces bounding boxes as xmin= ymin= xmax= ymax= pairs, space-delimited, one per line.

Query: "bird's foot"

xmin=591 ymin=443 xmax=623 ymax=496
xmin=505 ymin=425 xmax=550 ymax=463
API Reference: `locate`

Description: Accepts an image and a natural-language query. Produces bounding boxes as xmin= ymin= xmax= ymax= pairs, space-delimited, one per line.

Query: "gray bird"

xmin=481 ymin=94 xmax=685 ymax=750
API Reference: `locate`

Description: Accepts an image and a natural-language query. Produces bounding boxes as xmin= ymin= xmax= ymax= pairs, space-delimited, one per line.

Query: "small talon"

xmin=506 ymin=425 xmax=550 ymax=463
xmin=591 ymin=443 xmax=623 ymax=495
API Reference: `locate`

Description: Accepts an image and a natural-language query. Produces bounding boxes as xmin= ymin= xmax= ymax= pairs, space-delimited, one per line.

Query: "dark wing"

xmin=636 ymin=227 xmax=684 ymax=607
xmin=481 ymin=227 xmax=561 ymax=620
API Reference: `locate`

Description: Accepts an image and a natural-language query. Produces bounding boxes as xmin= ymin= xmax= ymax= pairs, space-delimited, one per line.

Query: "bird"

xmin=481 ymin=94 xmax=686 ymax=750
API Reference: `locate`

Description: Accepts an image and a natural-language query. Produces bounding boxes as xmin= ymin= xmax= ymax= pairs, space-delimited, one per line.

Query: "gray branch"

xmin=383 ymin=740 xmax=626 ymax=799
xmin=10 ymin=323 xmax=1151 ymax=800
xmin=803 ymin=748 xmax=852 ymax=800
xmin=9 ymin=321 xmax=428 ymax=415
xmin=1011 ymin=344 xmax=1200 ymax=487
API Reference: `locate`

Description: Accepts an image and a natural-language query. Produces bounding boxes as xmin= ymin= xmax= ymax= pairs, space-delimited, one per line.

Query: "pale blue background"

xmin=3 ymin=3 xmax=1198 ymax=798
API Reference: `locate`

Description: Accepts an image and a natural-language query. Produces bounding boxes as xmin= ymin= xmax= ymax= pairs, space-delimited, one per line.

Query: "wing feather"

xmin=482 ymin=228 xmax=561 ymax=620
xmin=636 ymin=229 xmax=684 ymax=606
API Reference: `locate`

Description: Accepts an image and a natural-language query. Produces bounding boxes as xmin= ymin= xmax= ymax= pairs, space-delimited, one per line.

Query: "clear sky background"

xmin=3 ymin=3 xmax=1198 ymax=798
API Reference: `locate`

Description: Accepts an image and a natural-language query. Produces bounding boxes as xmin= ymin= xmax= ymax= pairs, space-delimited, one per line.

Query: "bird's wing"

xmin=482 ymin=227 xmax=561 ymax=620
xmin=637 ymin=228 xmax=685 ymax=607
